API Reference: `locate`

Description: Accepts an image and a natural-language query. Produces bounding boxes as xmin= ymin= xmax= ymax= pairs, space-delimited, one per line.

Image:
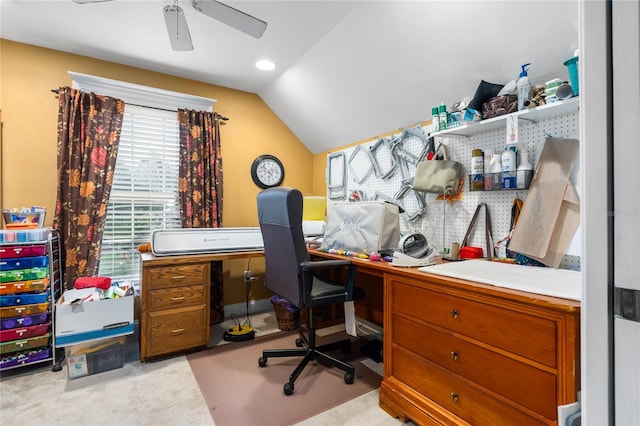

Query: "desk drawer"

xmin=148 ymin=286 xmax=207 ymax=311
xmin=145 ymin=263 xmax=209 ymax=290
xmin=394 ymin=315 xmax=557 ymax=420
xmin=146 ymin=306 xmax=208 ymax=358
xmin=392 ymin=280 xmax=556 ymax=367
xmin=393 ymin=348 xmax=546 ymax=426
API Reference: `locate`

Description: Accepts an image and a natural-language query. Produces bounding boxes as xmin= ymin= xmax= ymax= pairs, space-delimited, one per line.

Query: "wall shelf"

xmin=431 ymin=97 xmax=579 ymax=137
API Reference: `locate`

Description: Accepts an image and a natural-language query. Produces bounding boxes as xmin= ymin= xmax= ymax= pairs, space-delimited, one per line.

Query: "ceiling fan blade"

xmin=192 ymin=0 xmax=267 ymax=39
xmin=72 ymin=0 xmax=113 ymax=3
xmin=163 ymin=5 xmax=194 ymax=51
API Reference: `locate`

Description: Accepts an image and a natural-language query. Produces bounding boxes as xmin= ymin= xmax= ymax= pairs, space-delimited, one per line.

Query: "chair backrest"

xmin=257 ymin=187 xmax=310 ymax=307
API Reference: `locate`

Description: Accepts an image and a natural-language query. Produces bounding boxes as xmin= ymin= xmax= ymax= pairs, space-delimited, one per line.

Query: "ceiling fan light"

xmin=256 ymin=60 xmax=275 ymax=71
xmin=163 ymin=5 xmax=194 ymax=51
xmin=192 ymin=0 xmax=267 ymax=39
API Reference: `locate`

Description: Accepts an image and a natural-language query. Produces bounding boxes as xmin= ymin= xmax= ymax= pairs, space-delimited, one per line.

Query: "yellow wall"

xmin=0 ymin=40 xmax=314 ymax=305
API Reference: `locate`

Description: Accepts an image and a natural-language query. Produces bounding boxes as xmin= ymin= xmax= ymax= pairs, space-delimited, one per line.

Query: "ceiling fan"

xmin=72 ymin=0 xmax=268 ymax=51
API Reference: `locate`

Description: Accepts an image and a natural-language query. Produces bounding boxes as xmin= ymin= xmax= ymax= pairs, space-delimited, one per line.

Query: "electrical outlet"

xmin=243 ymin=270 xmax=252 ymax=283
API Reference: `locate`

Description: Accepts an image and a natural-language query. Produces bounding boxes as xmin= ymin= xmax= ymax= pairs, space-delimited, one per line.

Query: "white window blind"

xmin=98 ymin=105 xmax=182 ymax=286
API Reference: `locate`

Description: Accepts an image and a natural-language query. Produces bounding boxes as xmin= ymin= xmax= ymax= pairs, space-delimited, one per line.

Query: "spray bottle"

xmin=501 ymin=145 xmax=517 ymax=189
xmin=517 ymin=63 xmax=531 ymax=111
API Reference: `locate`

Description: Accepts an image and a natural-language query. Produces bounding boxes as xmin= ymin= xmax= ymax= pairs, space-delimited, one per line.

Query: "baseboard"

xmin=224 ymin=298 xmax=273 ymax=319
xmin=224 ymin=299 xmax=384 ymax=341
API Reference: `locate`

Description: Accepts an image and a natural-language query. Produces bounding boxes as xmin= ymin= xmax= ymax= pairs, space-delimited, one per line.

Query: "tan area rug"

xmin=187 ymin=330 xmax=382 ymax=426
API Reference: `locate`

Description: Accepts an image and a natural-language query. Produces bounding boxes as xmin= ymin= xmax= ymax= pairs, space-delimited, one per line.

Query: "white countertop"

xmin=418 ymin=259 xmax=582 ymax=301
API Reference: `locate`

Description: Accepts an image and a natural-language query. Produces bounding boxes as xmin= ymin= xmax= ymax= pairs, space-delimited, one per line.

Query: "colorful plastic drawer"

xmin=0 ymin=292 xmax=50 ymax=307
xmin=0 ymin=324 xmax=50 ymax=342
xmin=0 ymin=312 xmax=50 ymax=330
xmin=0 ymin=278 xmax=50 ymax=295
xmin=0 ymin=245 xmax=48 ymax=259
xmin=0 ymin=256 xmax=49 ymax=270
xmin=0 ymin=267 xmax=49 ymax=283
xmin=0 ymin=333 xmax=50 ymax=354
xmin=0 ymin=303 xmax=49 ymax=319
xmin=0 ymin=347 xmax=51 ymax=369
xmin=0 ymin=228 xmax=49 ymax=244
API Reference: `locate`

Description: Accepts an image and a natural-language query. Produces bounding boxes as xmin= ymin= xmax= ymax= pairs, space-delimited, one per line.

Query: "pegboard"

xmin=326 ymin=109 xmax=581 ymax=271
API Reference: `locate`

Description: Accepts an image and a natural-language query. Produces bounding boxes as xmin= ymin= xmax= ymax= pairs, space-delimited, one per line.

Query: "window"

xmin=69 ymin=72 xmax=216 ymax=287
xmin=98 ymin=105 xmax=182 ymax=286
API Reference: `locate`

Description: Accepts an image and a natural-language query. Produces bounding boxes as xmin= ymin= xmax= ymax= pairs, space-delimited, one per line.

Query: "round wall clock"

xmin=251 ymin=154 xmax=285 ymax=189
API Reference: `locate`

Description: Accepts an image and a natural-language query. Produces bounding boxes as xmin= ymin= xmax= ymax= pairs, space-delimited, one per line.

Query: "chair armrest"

xmin=300 ymin=260 xmax=352 ymax=271
xmin=300 ymin=259 xmax=357 ymax=304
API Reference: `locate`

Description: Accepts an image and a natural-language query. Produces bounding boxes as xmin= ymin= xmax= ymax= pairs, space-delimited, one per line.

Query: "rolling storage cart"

xmin=0 ymin=228 xmax=64 ymax=372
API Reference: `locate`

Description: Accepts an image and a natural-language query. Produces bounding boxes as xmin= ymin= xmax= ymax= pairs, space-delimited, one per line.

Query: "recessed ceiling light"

xmin=256 ymin=59 xmax=275 ymax=71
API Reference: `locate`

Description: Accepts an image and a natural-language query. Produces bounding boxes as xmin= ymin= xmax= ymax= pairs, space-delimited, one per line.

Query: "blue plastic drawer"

xmin=0 ymin=292 xmax=50 ymax=307
xmin=0 ymin=256 xmax=49 ymax=270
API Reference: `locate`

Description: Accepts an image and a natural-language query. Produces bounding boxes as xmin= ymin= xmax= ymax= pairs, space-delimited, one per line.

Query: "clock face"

xmin=251 ymin=155 xmax=284 ymax=189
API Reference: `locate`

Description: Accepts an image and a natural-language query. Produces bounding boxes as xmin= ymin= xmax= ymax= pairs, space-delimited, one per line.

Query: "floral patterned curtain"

xmin=54 ymin=86 xmax=125 ymax=290
xmin=178 ymin=109 xmax=224 ymax=324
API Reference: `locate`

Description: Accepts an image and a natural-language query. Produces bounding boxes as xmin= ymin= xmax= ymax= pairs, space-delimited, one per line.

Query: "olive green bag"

xmin=412 ymin=144 xmax=463 ymax=195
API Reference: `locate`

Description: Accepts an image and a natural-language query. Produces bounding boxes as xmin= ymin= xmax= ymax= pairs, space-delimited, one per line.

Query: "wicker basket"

xmin=272 ymin=301 xmax=300 ymax=331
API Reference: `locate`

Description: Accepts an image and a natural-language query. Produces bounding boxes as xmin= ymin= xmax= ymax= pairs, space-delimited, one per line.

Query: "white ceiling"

xmin=0 ymin=0 xmax=580 ymax=154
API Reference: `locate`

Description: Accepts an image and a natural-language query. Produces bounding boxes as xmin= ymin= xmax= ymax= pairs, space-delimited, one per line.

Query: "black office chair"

xmin=256 ymin=187 xmax=363 ymax=396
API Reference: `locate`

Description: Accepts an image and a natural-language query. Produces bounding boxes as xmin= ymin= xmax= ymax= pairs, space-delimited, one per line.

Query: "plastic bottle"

xmin=471 ymin=149 xmax=484 ymax=191
xmin=431 ymin=106 xmax=439 ymax=133
xmin=501 ymin=146 xmax=517 ymax=189
xmin=489 ymin=152 xmax=502 ymax=190
xmin=517 ymin=149 xmax=533 ymax=189
xmin=438 ymin=103 xmax=448 ymax=131
xmin=483 ymin=148 xmax=496 ymax=190
xmin=517 ymin=63 xmax=531 ymax=111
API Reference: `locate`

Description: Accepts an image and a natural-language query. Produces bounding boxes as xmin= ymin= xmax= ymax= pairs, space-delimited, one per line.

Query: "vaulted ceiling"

xmin=1 ymin=0 xmax=580 ymax=154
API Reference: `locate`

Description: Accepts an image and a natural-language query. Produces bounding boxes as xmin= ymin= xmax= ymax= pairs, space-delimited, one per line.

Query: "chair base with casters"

xmin=258 ymin=306 xmax=355 ymax=396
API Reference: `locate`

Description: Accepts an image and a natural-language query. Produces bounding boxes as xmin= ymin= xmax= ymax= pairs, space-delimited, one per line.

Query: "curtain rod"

xmin=50 ymin=89 xmax=229 ymax=121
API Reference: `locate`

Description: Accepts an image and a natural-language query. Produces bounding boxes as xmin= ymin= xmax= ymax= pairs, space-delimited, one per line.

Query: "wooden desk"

xmin=139 ymin=251 xmax=263 ymax=362
xmin=310 ymin=250 xmax=581 ymax=425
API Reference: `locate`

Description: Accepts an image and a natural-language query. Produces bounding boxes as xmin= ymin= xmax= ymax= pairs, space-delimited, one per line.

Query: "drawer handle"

xmin=170 ymin=328 xmax=185 ymax=335
xmin=450 ymin=392 xmax=459 ymax=402
xmin=171 ymin=296 xmax=185 ymax=303
xmin=450 ymin=309 xmax=459 ymax=319
xmin=450 ymin=351 xmax=459 ymax=361
xmin=171 ymin=275 xmax=186 ymax=281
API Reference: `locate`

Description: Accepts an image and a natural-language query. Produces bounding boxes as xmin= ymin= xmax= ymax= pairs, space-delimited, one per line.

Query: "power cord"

xmin=223 ymin=258 xmax=257 ymax=342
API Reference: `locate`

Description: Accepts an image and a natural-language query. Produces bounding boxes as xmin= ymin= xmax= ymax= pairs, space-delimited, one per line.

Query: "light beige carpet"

xmin=187 ymin=330 xmax=382 ymax=426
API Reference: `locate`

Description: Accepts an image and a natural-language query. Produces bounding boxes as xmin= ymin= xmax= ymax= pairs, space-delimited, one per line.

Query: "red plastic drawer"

xmin=0 ymin=324 xmax=50 ymax=342
xmin=0 ymin=245 xmax=47 ymax=259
